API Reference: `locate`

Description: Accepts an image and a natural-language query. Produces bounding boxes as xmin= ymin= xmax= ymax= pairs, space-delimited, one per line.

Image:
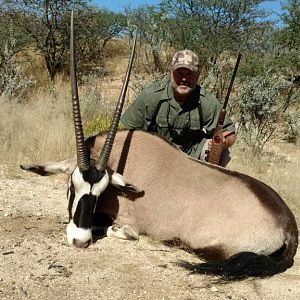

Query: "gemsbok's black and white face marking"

xmin=66 ymin=167 xmax=109 ymax=248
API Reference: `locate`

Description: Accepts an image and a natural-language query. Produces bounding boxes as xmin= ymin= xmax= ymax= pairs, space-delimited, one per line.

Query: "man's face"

xmin=171 ymin=67 xmax=200 ymax=98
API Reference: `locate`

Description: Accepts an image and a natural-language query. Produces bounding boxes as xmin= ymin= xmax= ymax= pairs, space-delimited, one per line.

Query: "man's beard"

xmin=174 ymin=84 xmax=196 ymax=95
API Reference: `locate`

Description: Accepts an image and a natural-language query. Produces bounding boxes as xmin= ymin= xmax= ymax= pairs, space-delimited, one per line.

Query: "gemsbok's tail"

xmin=180 ymin=231 xmax=298 ymax=279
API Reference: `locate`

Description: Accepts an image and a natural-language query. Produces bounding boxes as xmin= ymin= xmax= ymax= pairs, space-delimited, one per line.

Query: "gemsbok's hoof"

xmin=107 ymin=225 xmax=139 ymax=240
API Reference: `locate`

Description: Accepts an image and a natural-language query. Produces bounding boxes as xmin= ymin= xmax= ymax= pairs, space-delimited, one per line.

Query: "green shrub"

xmin=83 ymin=115 xmax=124 ymax=137
xmin=236 ymin=75 xmax=299 ymax=153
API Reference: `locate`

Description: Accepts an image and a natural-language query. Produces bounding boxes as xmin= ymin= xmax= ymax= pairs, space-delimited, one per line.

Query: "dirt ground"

xmin=0 ymin=165 xmax=299 ymax=300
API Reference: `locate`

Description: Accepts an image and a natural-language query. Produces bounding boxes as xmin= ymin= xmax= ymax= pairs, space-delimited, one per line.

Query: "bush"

xmin=236 ymin=75 xmax=299 ymax=153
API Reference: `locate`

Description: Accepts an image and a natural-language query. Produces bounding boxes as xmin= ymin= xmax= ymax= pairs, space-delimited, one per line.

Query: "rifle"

xmin=207 ymin=53 xmax=242 ymax=165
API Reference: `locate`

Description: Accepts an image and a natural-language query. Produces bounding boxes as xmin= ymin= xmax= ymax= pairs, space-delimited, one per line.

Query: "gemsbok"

xmin=21 ymin=13 xmax=298 ymax=279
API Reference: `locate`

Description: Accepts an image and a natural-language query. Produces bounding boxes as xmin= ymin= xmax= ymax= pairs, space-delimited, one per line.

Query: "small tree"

xmin=0 ymin=18 xmax=35 ymax=101
xmin=125 ymin=5 xmax=168 ymax=74
xmin=2 ymin=1 xmax=127 ymax=80
xmin=72 ymin=7 xmax=126 ymax=76
xmin=272 ymin=0 xmax=300 ymax=77
xmin=277 ymin=0 xmax=300 ymax=50
xmin=3 ymin=0 xmax=88 ymax=81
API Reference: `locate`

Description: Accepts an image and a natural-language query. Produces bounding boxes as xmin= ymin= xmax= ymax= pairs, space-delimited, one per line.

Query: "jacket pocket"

xmin=190 ymin=116 xmax=201 ymax=130
xmin=156 ymin=116 xmax=169 ymax=128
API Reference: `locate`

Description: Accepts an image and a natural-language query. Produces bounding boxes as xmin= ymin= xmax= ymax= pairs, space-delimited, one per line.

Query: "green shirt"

xmin=121 ymin=77 xmax=235 ymax=159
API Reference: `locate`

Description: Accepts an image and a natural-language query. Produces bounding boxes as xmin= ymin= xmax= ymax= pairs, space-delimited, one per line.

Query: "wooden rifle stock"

xmin=207 ymin=53 xmax=242 ymax=165
xmin=207 ymin=109 xmax=226 ymax=164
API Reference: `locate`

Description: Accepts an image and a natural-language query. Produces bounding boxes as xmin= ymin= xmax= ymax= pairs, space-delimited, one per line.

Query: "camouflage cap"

xmin=171 ymin=49 xmax=199 ymax=72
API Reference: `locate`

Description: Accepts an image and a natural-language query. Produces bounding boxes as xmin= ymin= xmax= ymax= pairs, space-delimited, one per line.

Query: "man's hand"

xmin=208 ymin=131 xmax=236 ymax=151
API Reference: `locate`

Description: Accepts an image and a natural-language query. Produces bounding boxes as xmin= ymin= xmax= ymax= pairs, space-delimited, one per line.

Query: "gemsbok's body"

xmin=22 ymin=129 xmax=298 ymax=278
xmin=90 ymin=130 xmax=298 ymax=268
xmin=21 ymin=14 xmax=298 ymax=279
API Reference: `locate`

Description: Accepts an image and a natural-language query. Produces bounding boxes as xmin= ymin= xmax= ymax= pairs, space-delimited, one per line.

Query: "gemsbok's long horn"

xmin=70 ymin=11 xmax=89 ymax=171
xmin=95 ymin=29 xmax=138 ymax=171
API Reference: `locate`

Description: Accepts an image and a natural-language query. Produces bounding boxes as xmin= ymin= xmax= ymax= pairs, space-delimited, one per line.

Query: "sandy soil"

xmin=0 ymin=166 xmax=299 ymax=300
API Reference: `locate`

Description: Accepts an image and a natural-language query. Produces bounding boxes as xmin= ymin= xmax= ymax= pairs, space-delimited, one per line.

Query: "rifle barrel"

xmin=223 ymin=53 xmax=242 ymax=109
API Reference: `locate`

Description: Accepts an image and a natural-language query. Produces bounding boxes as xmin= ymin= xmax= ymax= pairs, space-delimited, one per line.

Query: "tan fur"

xmin=91 ymin=130 xmax=298 ymax=261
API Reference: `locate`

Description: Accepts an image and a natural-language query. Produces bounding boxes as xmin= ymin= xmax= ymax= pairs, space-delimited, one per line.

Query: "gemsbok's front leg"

xmin=107 ymin=224 xmax=139 ymax=240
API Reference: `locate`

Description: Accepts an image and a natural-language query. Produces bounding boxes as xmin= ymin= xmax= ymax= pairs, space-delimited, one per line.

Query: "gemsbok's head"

xmin=67 ymin=12 xmax=137 ymax=248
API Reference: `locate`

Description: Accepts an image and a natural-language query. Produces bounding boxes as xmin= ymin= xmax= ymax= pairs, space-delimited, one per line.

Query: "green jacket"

xmin=121 ymin=77 xmax=235 ymax=159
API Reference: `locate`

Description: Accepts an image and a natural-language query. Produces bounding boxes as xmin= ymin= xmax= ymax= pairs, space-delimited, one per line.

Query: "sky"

xmin=91 ymin=0 xmax=283 ymax=18
xmin=92 ymin=0 xmax=160 ymax=11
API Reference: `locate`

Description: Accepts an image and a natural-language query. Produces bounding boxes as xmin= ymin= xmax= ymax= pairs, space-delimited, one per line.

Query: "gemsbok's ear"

xmin=20 ymin=158 xmax=77 ymax=176
xmin=107 ymin=168 xmax=144 ymax=198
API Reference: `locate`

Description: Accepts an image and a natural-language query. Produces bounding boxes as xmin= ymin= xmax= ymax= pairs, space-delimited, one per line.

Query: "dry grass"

xmin=229 ymin=140 xmax=300 ymax=225
xmin=0 ymin=81 xmax=74 ymax=167
xmin=0 ymin=74 xmax=121 ymax=170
